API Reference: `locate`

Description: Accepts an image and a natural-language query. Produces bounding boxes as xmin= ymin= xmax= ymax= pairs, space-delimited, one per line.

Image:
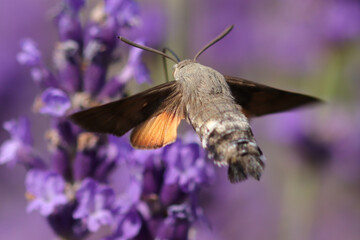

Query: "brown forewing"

xmin=224 ymin=75 xmax=320 ymax=117
xmin=70 ymin=81 xmax=183 ymax=138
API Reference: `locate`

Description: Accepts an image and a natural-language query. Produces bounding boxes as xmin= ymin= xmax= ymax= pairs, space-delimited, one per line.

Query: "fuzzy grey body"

xmin=174 ymin=60 xmax=265 ymax=182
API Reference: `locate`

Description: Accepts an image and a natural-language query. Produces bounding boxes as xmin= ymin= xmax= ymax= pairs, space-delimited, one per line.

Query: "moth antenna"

xmin=119 ymin=36 xmax=179 ymax=64
xmin=193 ymin=25 xmax=234 ymax=61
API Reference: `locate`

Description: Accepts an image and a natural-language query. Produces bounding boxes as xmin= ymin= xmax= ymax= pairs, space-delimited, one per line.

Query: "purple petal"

xmin=25 ymin=170 xmax=68 ymax=216
xmin=0 ymin=139 xmax=22 ymax=165
xmin=115 ymin=41 xmax=152 ymax=85
xmin=162 ymin=140 xmax=181 ymax=165
xmin=97 ymin=75 xmax=126 ymax=99
xmin=160 ymin=184 xmax=186 ymax=207
xmin=133 ymin=63 xmax=151 ymax=84
xmin=3 ymin=117 xmax=32 ymax=145
xmin=163 ymin=139 xmax=214 ymax=192
xmin=0 ymin=117 xmax=34 ymax=165
xmin=83 ymin=62 xmax=107 ymax=95
xmin=164 ymin=167 xmax=180 ymax=185
xmin=73 ymin=179 xmax=116 ymax=232
xmin=52 ymin=147 xmax=71 ymax=180
xmin=121 ymin=211 xmax=142 ymax=238
xmin=104 ymin=0 xmax=140 ymax=27
xmin=156 ymin=210 xmax=191 ymax=240
xmin=39 ymin=88 xmax=71 ymax=117
xmin=87 ymin=210 xmax=113 ymax=232
xmin=117 ymin=177 xmax=142 ymax=214
xmin=73 ymin=151 xmax=95 ymax=181
xmin=63 ymin=0 xmax=85 ymax=13
xmin=56 ymin=12 xmax=83 ymax=42
xmin=17 ymin=39 xmax=41 ymax=66
xmin=53 ymin=41 xmax=82 ymax=92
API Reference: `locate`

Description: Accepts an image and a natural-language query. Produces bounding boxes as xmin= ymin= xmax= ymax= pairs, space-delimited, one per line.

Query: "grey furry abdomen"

xmin=188 ymin=98 xmax=265 ymax=182
xmin=176 ymin=62 xmax=265 ymax=183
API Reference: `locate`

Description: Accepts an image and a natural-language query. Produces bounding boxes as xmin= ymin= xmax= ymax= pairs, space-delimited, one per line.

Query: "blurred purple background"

xmin=1 ymin=0 xmax=360 ymax=239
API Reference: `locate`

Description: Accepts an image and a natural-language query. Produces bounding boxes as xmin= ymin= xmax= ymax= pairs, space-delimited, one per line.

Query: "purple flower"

xmin=52 ymin=147 xmax=71 ymax=180
xmin=93 ymin=142 xmax=119 ymax=181
xmin=53 ymin=41 xmax=82 ymax=92
xmin=156 ymin=204 xmax=195 ymax=240
xmin=105 ymin=177 xmax=143 ymax=239
xmin=63 ymin=0 xmax=85 ymax=13
xmin=122 ymin=41 xmax=151 ymax=84
xmin=17 ymin=39 xmax=56 ymax=86
xmin=108 ymin=135 xmax=133 ymax=164
xmin=104 ymin=0 xmax=140 ymax=28
xmin=116 ymin=176 xmax=142 ymax=214
xmin=56 ymin=12 xmax=83 ymax=43
xmin=3 ymin=117 xmax=32 ymax=145
xmin=16 ymin=39 xmax=41 ymax=66
xmin=163 ymin=140 xmax=214 ymax=193
xmin=26 ymin=170 xmax=68 ymax=216
xmin=39 ymin=88 xmax=71 ymax=117
xmin=6 ymin=0 xmax=213 ymax=239
xmin=73 ymin=179 xmax=116 ymax=232
xmin=105 ymin=209 xmax=142 ymax=240
xmin=99 ymin=40 xmax=151 ymax=98
xmin=0 ymin=117 xmax=33 ymax=165
xmin=82 ymin=20 xmax=119 ymax=95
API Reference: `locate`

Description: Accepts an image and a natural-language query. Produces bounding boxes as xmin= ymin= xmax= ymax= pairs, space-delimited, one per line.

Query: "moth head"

xmin=173 ymin=59 xmax=196 ymax=79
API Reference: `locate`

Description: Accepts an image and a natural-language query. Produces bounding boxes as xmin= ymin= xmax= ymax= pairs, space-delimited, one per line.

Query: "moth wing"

xmin=225 ymin=75 xmax=321 ymax=117
xmin=130 ymin=106 xmax=183 ymax=149
xmin=70 ymin=81 xmax=183 ymax=143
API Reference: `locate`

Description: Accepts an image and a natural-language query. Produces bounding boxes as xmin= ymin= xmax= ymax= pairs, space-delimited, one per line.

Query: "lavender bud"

xmin=73 ymin=151 xmax=96 ymax=181
xmin=52 ymin=147 xmax=71 ymax=181
xmin=47 ymin=201 xmax=88 ymax=240
xmin=54 ymin=41 xmax=82 ymax=93
xmin=159 ymin=184 xmax=187 ymax=207
xmin=56 ymin=12 xmax=83 ymax=44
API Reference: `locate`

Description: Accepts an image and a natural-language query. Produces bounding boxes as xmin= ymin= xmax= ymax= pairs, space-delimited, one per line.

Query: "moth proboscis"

xmin=70 ymin=25 xmax=320 ymax=183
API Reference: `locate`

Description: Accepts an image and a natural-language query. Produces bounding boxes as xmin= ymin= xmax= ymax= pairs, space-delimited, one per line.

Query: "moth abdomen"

xmin=190 ymin=104 xmax=265 ymax=183
xmin=208 ymin=127 xmax=265 ymax=183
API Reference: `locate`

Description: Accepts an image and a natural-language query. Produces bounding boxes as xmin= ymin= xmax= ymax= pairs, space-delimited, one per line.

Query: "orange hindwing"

xmin=130 ymin=111 xmax=183 ymax=149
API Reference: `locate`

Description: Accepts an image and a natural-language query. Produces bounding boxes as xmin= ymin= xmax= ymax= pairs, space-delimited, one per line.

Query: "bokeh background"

xmin=1 ymin=0 xmax=360 ymax=239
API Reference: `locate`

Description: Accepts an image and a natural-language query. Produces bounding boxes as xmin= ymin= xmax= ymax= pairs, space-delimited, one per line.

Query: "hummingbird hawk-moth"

xmin=70 ymin=25 xmax=320 ymax=183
